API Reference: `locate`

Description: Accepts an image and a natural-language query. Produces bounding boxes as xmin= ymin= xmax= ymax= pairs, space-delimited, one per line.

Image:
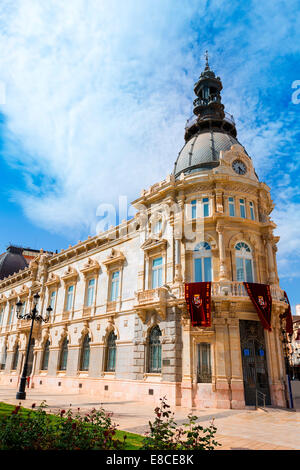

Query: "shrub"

xmin=0 ymin=402 xmax=126 ymax=450
xmin=142 ymin=396 xmax=220 ymax=450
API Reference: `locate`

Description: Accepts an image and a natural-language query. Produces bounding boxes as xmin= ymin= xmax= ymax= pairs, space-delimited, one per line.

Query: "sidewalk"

xmin=0 ymin=386 xmax=299 ymax=450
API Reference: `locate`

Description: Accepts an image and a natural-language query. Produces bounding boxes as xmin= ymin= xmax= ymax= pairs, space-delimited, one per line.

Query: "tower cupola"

xmin=184 ymin=52 xmax=237 ymax=142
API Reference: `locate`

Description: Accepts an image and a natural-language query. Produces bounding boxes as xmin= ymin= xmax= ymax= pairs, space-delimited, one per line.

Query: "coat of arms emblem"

xmin=258 ymin=296 xmax=266 ymax=307
xmin=193 ymin=294 xmax=202 ymax=306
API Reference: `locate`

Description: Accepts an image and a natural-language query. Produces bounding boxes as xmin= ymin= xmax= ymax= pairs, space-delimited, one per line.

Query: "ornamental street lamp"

xmin=15 ymin=293 xmax=52 ymax=400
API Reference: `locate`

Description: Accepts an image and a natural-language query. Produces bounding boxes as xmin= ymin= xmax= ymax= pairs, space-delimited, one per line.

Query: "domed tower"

xmin=171 ymin=56 xmax=289 ymax=409
xmin=174 ymin=52 xmax=245 ymax=178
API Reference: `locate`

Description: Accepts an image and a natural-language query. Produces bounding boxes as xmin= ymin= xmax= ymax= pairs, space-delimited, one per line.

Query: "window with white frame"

xmin=235 ymin=242 xmax=254 ymax=282
xmin=153 ymin=219 xmax=162 ymax=234
xmin=110 ymin=271 xmax=120 ymax=301
xmin=8 ymin=304 xmax=14 ymax=324
xmin=191 ymin=199 xmax=197 ymax=219
xmin=228 ymin=197 xmax=235 ymax=216
xmin=86 ymin=278 xmax=95 ymax=306
xmin=191 ymin=198 xmax=210 ymax=219
xmin=239 ymin=199 xmax=246 ymax=218
xmin=151 ymin=257 xmax=163 ymax=288
xmin=193 ymin=242 xmax=212 ymax=282
xmin=249 ymin=201 xmax=255 ymax=220
xmin=65 ymin=285 xmax=74 ymax=311
xmin=49 ymin=291 xmax=56 ymax=311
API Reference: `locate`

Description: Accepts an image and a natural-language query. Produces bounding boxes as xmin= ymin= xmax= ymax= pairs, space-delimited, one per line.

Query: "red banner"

xmin=184 ymin=282 xmax=211 ymax=327
xmin=243 ymin=282 xmax=272 ymax=331
xmin=283 ymin=291 xmax=293 ymax=336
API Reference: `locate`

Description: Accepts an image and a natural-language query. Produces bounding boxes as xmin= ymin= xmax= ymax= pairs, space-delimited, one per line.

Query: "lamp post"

xmin=15 ymin=293 xmax=52 ymax=400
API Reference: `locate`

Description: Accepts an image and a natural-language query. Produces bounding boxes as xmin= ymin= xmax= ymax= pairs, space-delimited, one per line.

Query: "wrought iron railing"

xmin=255 ymin=389 xmax=266 ymax=409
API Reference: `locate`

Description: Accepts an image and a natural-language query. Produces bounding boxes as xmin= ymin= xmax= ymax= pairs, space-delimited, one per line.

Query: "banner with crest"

xmin=184 ymin=282 xmax=211 ymax=327
xmin=243 ymin=282 xmax=272 ymax=331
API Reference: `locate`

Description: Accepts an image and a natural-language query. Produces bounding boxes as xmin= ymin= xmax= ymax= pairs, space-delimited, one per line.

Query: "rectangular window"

xmin=152 ymin=257 xmax=163 ymax=288
xmin=194 ymin=257 xmax=212 ymax=282
xmin=236 ymin=257 xmax=244 ymax=281
xmin=66 ymin=285 xmax=74 ymax=311
xmin=153 ymin=219 xmax=162 ymax=234
xmin=249 ymin=201 xmax=255 ymax=220
xmin=197 ymin=343 xmax=212 ymax=383
xmin=49 ymin=291 xmax=56 ymax=310
xmin=110 ymin=271 xmax=120 ymax=301
xmin=191 ymin=199 xmax=197 ymax=219
xmin=229 ymin=197 xmax=235 ymax=216
xmin=0 ymin=307 xmax=3 ymax=325
xmin=86 ymin=278 xmax=95 ymax=306
xmin=8 ymin=305 xmax=14 ymax=324
xmin=245 ymin=259 xmax=254 ymax=282
xmin=202 ymin=198 xmax=210 ymax=217
xmin=239 ymin=199 xmax=246 ymax=218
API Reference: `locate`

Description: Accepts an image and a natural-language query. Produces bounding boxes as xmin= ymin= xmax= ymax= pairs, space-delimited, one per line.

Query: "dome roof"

xmin=0 ymin=246 xmax=28 ymax=280
xmin=174 ymin=131 xmax=244 ymax=178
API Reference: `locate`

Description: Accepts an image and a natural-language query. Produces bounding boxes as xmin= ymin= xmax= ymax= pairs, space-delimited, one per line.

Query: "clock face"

xmin=232 ymin=159 xmax=247 ymax=175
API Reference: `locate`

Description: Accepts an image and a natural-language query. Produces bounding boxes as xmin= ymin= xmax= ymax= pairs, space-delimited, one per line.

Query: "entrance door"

xmin=239 ymin=320 xmax=271 ymax=406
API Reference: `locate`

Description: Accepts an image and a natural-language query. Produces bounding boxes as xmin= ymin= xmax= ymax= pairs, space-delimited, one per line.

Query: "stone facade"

xmin=0 ymin=63 xmax=290 ymax=409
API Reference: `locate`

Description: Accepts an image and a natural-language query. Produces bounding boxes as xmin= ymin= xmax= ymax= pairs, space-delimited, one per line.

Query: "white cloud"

xmin=0 ymin=0 xmax=299 ymax=258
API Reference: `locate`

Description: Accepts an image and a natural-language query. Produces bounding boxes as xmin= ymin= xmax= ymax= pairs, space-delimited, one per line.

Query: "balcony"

xmin=134 ymin=287 xmax=168 ymax=322
xmin=135 ymin=282 xmax=286 ymax=323
xmin=185 ymin=111 xmax=235 ymax=130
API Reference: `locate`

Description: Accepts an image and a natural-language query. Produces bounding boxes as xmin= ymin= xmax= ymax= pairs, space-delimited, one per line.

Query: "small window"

xmin=202 ymin=198 xmax=210 ymax=217
xmin=197 ymin=343 xmax=212 ymax=383
xmin=229 ymin=197 xmax=235 ymax=216
xmin=12 ymin=345 xmax=19 ymax=370
xmin=106 ymin=332 xmax=117 ymax=372
xmin=66 ymin=285 xmax=74 ymax=311
xmin=110 ymin=271 xmax=119 ymax=301
xmin=49 ymin=291 xmax=56 ymax=310
xmin=80 ymin=335 xmax=90 ymax=371
xmin=41 ymin=340 xmax=50 ymax=371
xmin=239 ymin=199 xmax=246 ymax=218
xmin=249 ymin=201 xmax=255 ymax=220
xmin=148 ymin=326 xmax=162 ymax=373
xmin=153 ymin=219 xmax=162 ymax=234
xmin=0 ymin=307 xmax=3 ymax=325
xmin=59 ymin=338 xmax=68 ymax=371
xmin=191 ymin=199 xmax=197 ymax=219
xmin=152 ymin=257 xmax=163 ymax=288
xmin=8 ymin=305 xmax=14 ymax=324
xmin=86 ymin=279 xmax=95 ymax=306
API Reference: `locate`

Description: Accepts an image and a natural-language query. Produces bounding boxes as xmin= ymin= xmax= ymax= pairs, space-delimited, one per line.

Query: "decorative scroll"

xmin=184 ymin=282 xmax=211 ymax=327
xmin=243 ymin=282 xmax=272 ymax=331
xmin=283 ymin=291 xmax=293 ymax=336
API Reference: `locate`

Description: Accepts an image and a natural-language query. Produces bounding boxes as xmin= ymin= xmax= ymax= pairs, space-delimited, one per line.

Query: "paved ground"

xmin=0 ymin=386 xmax=299 ymax=450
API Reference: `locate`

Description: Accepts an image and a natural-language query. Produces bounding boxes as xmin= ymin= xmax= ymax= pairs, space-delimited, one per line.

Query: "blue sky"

xmin=0 ymin=0 xmax=299 ymax=311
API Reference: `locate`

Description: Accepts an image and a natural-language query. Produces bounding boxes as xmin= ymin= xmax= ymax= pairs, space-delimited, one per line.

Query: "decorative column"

xmin=214 ymin=316 xmax=231 ymax=408
xmin=181 ymin=313 xmax=193 ymax=407
xmin=227 ymin=316 xmax=245 ymax=408
xmin=216 ymin=224 xmax=228 ymax=281
xmin=265 ymin=234 xmax=276 ymax=284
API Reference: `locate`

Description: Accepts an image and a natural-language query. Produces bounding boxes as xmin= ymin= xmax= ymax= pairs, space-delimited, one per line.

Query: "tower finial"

xmin=205 ymin=50 xmax=210 ymax=70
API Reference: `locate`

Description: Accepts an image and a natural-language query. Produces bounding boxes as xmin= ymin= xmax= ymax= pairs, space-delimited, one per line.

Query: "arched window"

xmin=80 ymin=334 xmax=90 ymax=371
xmin=106 ymin=332 xmax=117 ymax=372
xmin=148 ymin=326 xmax=162 ymax=373
xmin=12 ymin=344 xmax=19 ymax=370
xmin=41 ymin=340 xmax=50 ymax=371
xmin=59 ymin=337 xmax=68 ymax=371
xmin=235 ymin=242 xmax=254 ymax=282
xmin=193 ymin=242 xmax=212 ymax=282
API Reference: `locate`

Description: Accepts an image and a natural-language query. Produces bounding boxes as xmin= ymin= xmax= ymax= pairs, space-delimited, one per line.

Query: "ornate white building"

xmin=0 ymin=60 xmax=290 ymax=409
